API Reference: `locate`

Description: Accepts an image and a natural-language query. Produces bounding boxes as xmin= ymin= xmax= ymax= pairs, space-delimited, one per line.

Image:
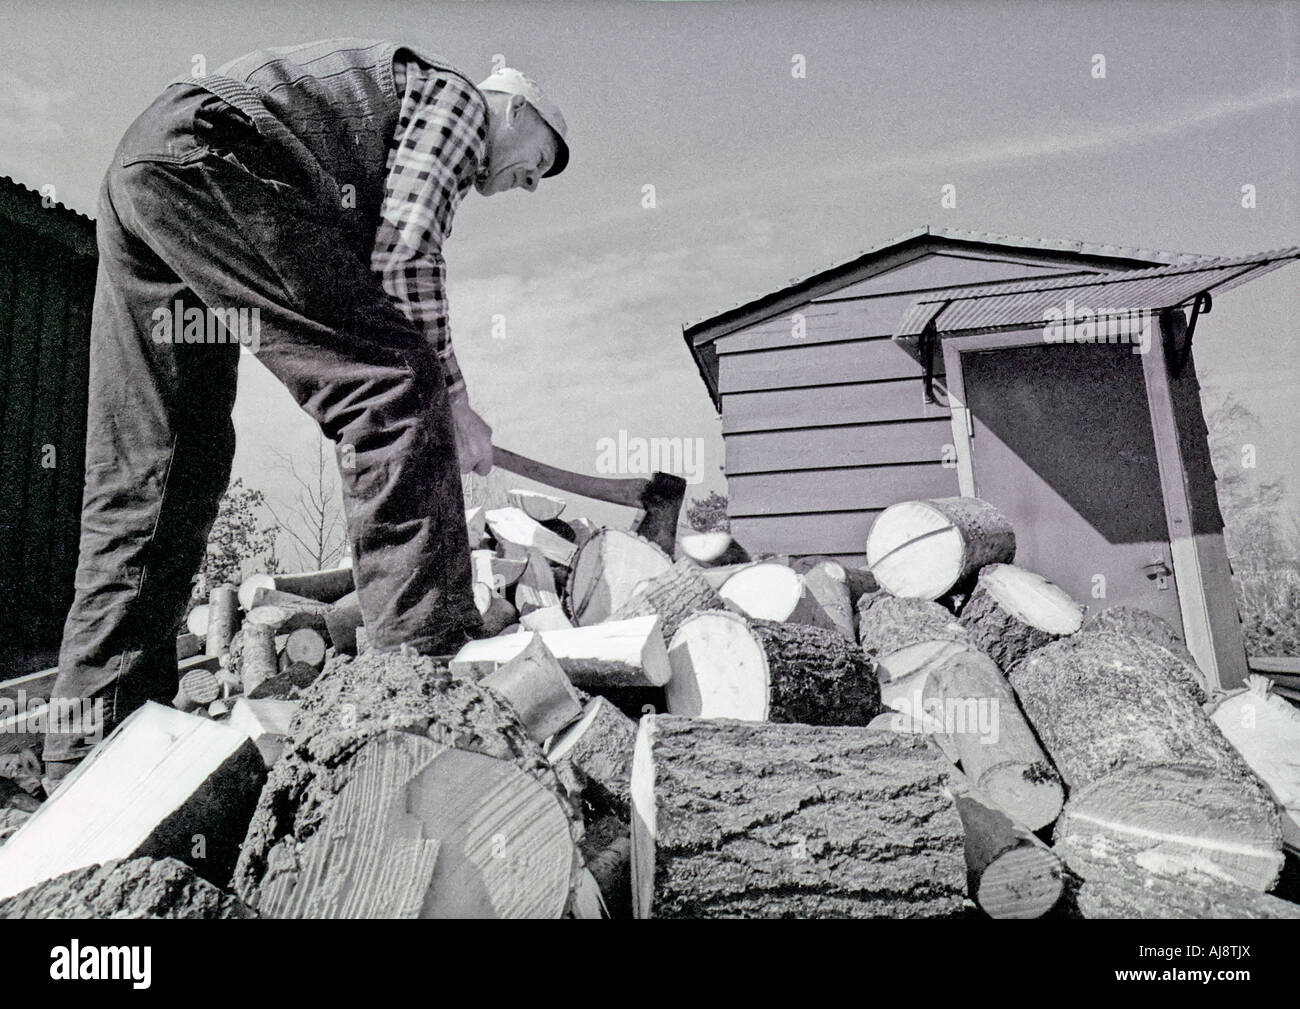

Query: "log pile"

xmin=1 ymin=490 xmax=1297 ymax=922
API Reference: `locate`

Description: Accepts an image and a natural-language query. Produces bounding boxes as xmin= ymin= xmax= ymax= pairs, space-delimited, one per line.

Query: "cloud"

xmin=0 ymin=65 xmax=75 ymax=147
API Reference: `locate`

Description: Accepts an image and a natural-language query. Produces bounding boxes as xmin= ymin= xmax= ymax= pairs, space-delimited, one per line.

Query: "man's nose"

xmin=521 ymin=170 xmax=539 ymax=192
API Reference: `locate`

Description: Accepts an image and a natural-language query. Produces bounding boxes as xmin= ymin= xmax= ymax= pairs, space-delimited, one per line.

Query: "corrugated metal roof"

xmin=895 ymin=248 xmax=1300 ymax=340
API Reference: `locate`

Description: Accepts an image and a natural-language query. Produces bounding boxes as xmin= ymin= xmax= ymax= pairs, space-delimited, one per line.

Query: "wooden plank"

xmin=722 ymin=378 xmax=948 ymax=434
xmin=716 ymin=296 xmax=916 ymax=353
xmin=725 ymin=419 xmax=952 ymax=474
xmin=729 ymin=463 xmax=958 ymax=517
xmin=1248 ymin=657 xmax=1300 ymax=676
xmin=0 ymin=666 xmax=58 ymax=705
xmin=717 ymin=337 xmax=940 ymax=394
xmin=817 ymin=253 xmax=1079 ymax=300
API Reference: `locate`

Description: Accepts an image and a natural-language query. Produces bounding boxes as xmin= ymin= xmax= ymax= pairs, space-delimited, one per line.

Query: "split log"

xmin=485 ymin=506 xmax=577 ymax=567
xmin=185 ymin=604 xmax=209 ymax=638
xmin=507 ymin=488 xmax=566 ymax=522
xmin=520 ymin=606 xmax=573 ymax=632
xmin=567 ymin=516 xmax=599 ymax=549
xmin=716 ymin=562 xmax=838 ymax=631
xmin=1077 ymin=869 xmax=1300 ymax=920
xmin=566 ymin=528 xmax=672 ymax=625
xmin=466 ymin=506 xmax=486 ymax=547
xmin=607 ymin=557 xmax=726 ymax=642
xmin=1012 ymin=632 xmax=1283 ymax=890
xmin=664 ymin=611 xmax=880 ymax=725
xmin=857 ymin=593 xmax=975 ymax=708
xmin=788 ymin=558 xmax=855 ymax=640
xmin=178 ymin=653 xmax=221 ymax=676
xmin=471 ymin=549 xmax=527 ymax=594
xmin=945 ymin=774 xmax=1065 ymax=919
xmin=227 ymin=698 xmax=299 ymax=768
xmin=959 ymin=563 xmax=1083 ymax=672
xmin=514 ymin=548 xmax=562 ymax=615
xmin=237 ymin=572 xmax=275 ymax=612
xmin=232 ymin=649 xmax=584 ymax=918
xmin=631 ymin=716 xmax=966 ymax=918
xmin=0 ymin=703 xmax=265 ymax=900
xmin=249 ymin=589 xmax=331 ymax=635
xmin=263 ymin=567 xmax=355 ymax=605
xmin=1081 ymin=604 xmax=1200 ymax=675
xmin=866 ymin=496 xmax=1015 ymax=599
xmin=205 ymin=585 xmax=240 ymax=657
xmin=0 ymin=857 xmax=256 ymax=919
xmin=324 ymin=591 xmax=365 ymax=655
xmin=677 ymin=531 xmax=749 ymax=567
xmin=450 ymin=616 xmax=671 ymax=691
xmin=1208 ymin=675 xmax=1300 ymax=852
xmin=481 ymin=635 xmax=584 ymax=744
xmin=473 ymin=583 xmax=519 ymax=637
xmin=921 ymin=649 xmax=1063 ymax=830
xmin=546 ymin=696 xmax=637 ymax=819
xmin=176 ymin=632 xmax=203 ymax=661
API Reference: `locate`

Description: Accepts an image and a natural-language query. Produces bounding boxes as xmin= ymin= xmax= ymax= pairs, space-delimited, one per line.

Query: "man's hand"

xmin=449 ymin=390 xmax=493 ymax=475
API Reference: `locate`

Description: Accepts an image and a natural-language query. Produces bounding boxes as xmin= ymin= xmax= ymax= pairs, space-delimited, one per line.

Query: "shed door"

xmin=958 ymin=340 xmax=1181 ymax=629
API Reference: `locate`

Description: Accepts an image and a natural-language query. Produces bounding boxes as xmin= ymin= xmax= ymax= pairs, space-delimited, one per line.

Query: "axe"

xmin=491 ymin=446 xmax=686 ymax=555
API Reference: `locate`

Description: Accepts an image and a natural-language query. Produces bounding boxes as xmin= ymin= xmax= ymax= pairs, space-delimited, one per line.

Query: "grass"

xmin=1235 ymin=565 xmax=1300 ymax=657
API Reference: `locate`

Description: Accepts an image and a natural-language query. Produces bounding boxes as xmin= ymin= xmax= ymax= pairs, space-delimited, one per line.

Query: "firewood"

xmin=715 ymin=562 xmax=838 ymax=631
xmin=507 ymin=488 xmax=567 ymax=522
xmin=324 ymin=591 xmax=365 ymax=655
xmin=959 ymin=563 xmax=1083 ymax=671
xmin=581 ymin=820 xmax=632 ymax=918
xmin=173 ymin=668 xmax=221 ymax=712
xmin=1207 ymin=675 xmax=1300 ymax=852
xmin=0 ymin=857 xmax=256 ymax=919
xmin=205 ymin=585 xmax=240 ymax=657
xmin=237 ymin=573 xmax=275 ymax=612
xmin=520 ymin=606 xmax=574 ymax=632
xmin=1011 ymin=632 xmax=1284 ymax=890
xmin=450 ymin=616 xmax=671 ymax=690
xmin=677 ymin=530 xmax=750 ymax=566
xmin=921 ymin=648 xmax=1063 ymax=831
xmin=208 ymin=698 xmax=230 ymax=719
xmin=546 ymin=696 xmax=637 ymax=818
xmin=466 ymin=506 xmax=486 ymax=547
xmin=178 ymin=653 xmax=221 ymax=675
xmin=788 ymin=557 xmax=855 ymax=639
xmin=1081 ymin=604 xmax=1201 ymax=673
xmin=857 ymin=593 xmax=975 ymax=708
xmin=277 ymin=628 xmax=327 ymax=688
xmin=607 ymin=557 xmax=726 ymax=642
xmin=1077 ymin=869 xmax=1300 ymax=919
xmin=566 ymin=528 xmax=672 ymax=625
xmin=0 ymin=703 xmax=265 ymax=901
xmin=631 ymin=716 xmax=966 ymax=918
xmin=481 ymin=634 xmax=584 ymax=744
xmin=227 ymin=698 xmax=299 ymax=768
xmin=568 ymin=516 xmax=599 ymax=549
xmin=249 ymin=588 xmax=332 ymax=634
xmin=866 ymin=496 xmax=1016 ymax=599
xmin=265 ymin=566 xmax=355 ymax=605
xmin=185 ymin=604 xmax=209 ymax=638
xmin=240 ymin=618 xmax=285 ymax=699
xmin=233 ymin=649 xmax=584 ymax=918
xmin=485 ymin=506 xmax=577 ymax=567
xmin=514 ymin=548 xmax=562 ymax=615
xmin=175 ymin=632 xmax=203 ymax=661
xmin=944 ymin=773 xmax=1065 ymax=919
xmin=664 ymin=610 xmax=880 ymax=725
xmin=473 ymin=584 xmax=519 ymax=637
xmin=471 ymin=549 xmax=527 ymax=594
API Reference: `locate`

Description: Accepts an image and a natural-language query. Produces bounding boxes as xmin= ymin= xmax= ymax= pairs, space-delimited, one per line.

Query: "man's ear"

xmin=506 ymin=93 xmax=528 ymax=123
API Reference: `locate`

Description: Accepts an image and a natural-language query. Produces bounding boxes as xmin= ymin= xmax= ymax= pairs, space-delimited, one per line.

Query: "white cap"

xmin=476 ymin=67 xmax=569 ymax=177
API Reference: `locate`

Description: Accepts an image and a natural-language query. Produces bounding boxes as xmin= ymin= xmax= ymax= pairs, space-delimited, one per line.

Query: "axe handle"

xmin=492 ymin=446 xmax=650 ymax=510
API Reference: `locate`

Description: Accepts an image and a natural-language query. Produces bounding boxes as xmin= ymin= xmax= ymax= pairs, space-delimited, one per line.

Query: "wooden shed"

xmin=683 ymin=227 xmax=1299 ymax=688
xmin=0 ymin=177 xmax=97 ymax=678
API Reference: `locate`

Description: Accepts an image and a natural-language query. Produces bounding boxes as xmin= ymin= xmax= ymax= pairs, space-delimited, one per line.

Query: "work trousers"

xmin=45 ymin=85 xmax=481 ymax=763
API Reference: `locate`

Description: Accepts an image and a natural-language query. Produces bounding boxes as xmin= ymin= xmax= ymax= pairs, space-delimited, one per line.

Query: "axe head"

xmin=633 ymin=472 xmax=687 ymax=556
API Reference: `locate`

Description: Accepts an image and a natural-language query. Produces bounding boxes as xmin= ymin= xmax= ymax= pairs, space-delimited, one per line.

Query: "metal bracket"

xmin=921 ymin=318 xmax=939 ymax=404
xmin=1168 ymin=290 xmax=1211 ymax=376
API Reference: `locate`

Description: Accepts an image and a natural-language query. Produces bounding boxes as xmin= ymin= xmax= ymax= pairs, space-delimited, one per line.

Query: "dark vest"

xmin=175 ymin=38 xmax=483 ymax=260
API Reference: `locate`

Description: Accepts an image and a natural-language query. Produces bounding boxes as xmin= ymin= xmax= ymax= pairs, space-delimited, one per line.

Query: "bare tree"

xmin=264 ymin=435 xmax=349 ymax=572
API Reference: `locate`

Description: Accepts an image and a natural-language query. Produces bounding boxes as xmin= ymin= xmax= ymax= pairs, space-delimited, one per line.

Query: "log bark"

xmin=716 ymin=562 xmax=838 ymax=631
xmin=176 ymin=632 xmax=203 ymax=660
xmin=206 ymin=585 xmax=240 ymax=657
xmin=958 ymin=563 xmax=1083 ymax=672
xmin=1077 ymin=870 xmax=1300 ymax=919
xmin=857 ymin=593 xmax=975 ymax=708
xmin=607 ymin=557 xmax=727 ymax=642
xmin=0 ymin=857 xmax=256 ymax=919
xmin=866 ymin=496 xmax=1016 ymax=599
xmin=632 ymin=716 xmax=966 ymax=918
xmin=232 ymin=649 xmax=584 ymax=917
xmin=267 ymin=566 xmax=355 ymax=604
xmin=921 ymin=648 xmax=1063 ymax=830
xmin=664 ymin=611 xmax=881 ymax=725
xmin=249 ymin=588 xmax=332 ymax=635
xmin=481 ymin=634 xmax=585 ymax=744
xmin=1081 ymin=605 xmax=1200 ymax=674
xmin=546 ymin=696 xmax=637 ymax=819
xmin=566 ymin=529 xmax=672 ymax=625
xmin=324 ymin=591 xmax=364 ymax=655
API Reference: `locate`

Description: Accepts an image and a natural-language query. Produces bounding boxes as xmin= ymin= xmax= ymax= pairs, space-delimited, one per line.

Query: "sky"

xmin=1 ymin=0 xmax=1296 ymax=552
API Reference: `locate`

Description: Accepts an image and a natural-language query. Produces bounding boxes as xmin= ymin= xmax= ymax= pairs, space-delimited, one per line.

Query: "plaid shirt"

xmin=371 ymin=59 xmax=488 ymax=398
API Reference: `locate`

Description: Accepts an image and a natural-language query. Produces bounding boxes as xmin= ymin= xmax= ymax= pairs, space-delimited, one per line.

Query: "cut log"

xmin=515 ymin=548 xmax=562 ymax=615
xmin=205 ymin=585 xmax=240 ymax=657
xmin=581 ymin=814 xmax=632 ymax=918
xmin=466 ymin=506 xmax=486 ymax=547
xmin=520 ymin=605 xmax=574 ymax=632
xmin=266 ymin=567 xmax=355 ymax=605
xmin=450 ymin=616 xmax=671 ymax=691
xmin=716 ymin=562 xmax=838 ymax=631
xmin=237 ymin=572 xmax=275 ymax=612
xmin=176 ymin=632 xmax=203 ymax=661
xmin=789 ymin=558 xmax=855 ymax=640
xmin=866 ymin=496 xmax=1016 ymax=599
xmin=178 ymin=653 xmax=221 ymax=675
xmin=1077 ymin=869 xmax=1300 ymax=919
xmin=485 ymin=506 xmax=577 ymax=567
xmin=0 ymin=703 xmax=265 ymax=900
xmin=921 ymin=648 xmax=1063 ymax=831
xmin=546 ymin=696 xmax=637 ymax=819
xmin=567 ymin=516 xmax=599 ymax=549
xmin=232 ymin=649 xmax=583 ymax=918
xmin=695 ymin=560 xmax=758 ymax=591
xmin=631 ymin=716 xmax=966 ymax=918
xmin=241 ymin=619 xmax=288 ymax=699
xmin=473 ymin=583 xmax=519 ymax=637
xmin=566 ymin=529 xmax=672 ymax=626
xmin=0 ymin=857 xmax=256 ymax=919
xmin=249 ymin=588 xmax=331 ymax=634
xmin=944 ymin=773 xmax=1064 ymax=919
xmin=857 ymin=593 xmax=975 ymax=708
xmin=173 ymin=667 xmax=221 ymax=713
xmin=1208 ymin=675 xmax=1300 ymax=852
xmin=324 ymin=591 xmax=365 ymax=655
xmin=1081 ymin=604 xmax=1201 ymax=675
xmin=281 ymin=627 xmax=327 ymax=673
xmin=607 ymin=557 xmax=726 ymax=642
xmin=959 ymin=563 xmax=1083 ymax=671
xmin=507 ymin=488 xmax=567 ymax=522
xmin=664 ymin=611 xmax=881 ymax=725
xmin=227 ymin=698 xmax=299 ymax=768
xmin=471 ymin=549 xmax=527 ymax=594
xmin=185 ymin=604 xmax=209 ymax=639
xmin=481 ymin=634 xmax=584 ymax=744
xmin=677 ymin=531 xmax=749 ymax=566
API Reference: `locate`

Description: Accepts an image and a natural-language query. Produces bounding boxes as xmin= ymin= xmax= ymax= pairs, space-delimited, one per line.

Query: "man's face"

xmin=476 ymin=95 xmax=559 ymax=196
